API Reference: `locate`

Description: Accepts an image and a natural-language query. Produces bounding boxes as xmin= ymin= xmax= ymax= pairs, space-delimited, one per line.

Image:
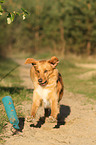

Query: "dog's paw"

xmin=25 ymin=116 xmax=34 ymax=122
xmin=46 ymin=116 xmax=57 ymax=123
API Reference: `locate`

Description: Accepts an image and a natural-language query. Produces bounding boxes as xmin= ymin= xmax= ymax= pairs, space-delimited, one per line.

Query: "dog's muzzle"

xmin=38 ymin=78 xmax=47 ymax=86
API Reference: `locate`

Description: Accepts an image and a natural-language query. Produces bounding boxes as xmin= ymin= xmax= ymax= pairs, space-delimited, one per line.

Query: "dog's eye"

xmin=37 ymin=70 xmax=40 ymax=73
xmin=44 ymin=70 xmax=47 ymax=73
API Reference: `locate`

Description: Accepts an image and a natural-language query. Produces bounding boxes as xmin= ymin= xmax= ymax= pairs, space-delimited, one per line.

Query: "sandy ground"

xmin=75 ymin=63 xmax=96 ymax=69
xmin=76 ymin=63 xmax=96 ymax=80
xmin=1 ymin=59 xmax=96 ymax=145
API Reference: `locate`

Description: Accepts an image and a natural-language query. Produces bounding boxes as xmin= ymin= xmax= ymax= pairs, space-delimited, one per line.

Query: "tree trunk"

xmin=53 ymin=41 xmax=58 ymax=54
xmin=34 ymin=30 xmax=39 ymax=52
xmin=87 ymin=41 xmax=91 ymax=55
xmin=60 ymin=20 xmax=65 ymax=58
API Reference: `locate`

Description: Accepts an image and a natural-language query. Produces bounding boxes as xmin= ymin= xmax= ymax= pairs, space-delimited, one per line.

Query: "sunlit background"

xmin=0 ymin=0 xmax=96 ymax=57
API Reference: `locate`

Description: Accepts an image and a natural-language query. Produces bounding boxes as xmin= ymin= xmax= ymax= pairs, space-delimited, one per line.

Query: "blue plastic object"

xmin=2 ymin=96 xmax=20 ymax=129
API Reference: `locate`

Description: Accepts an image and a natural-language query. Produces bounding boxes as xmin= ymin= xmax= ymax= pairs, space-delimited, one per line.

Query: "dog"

xmin=25 ymin=56 xmax=64 ymax=122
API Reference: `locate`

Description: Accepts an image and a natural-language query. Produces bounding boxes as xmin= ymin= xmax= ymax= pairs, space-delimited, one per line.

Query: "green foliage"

xmin=0 ymin=0 xmax=4 ymax=3
xmin=0 ymin=0 xmax=96 ymax=55
xmin=7 ymin=12 xmax=14 ymax=24
xmin=0 ymin=1 xmax=29 ymax=24
xmin=0 ymin=5 xmax=3 ymax=15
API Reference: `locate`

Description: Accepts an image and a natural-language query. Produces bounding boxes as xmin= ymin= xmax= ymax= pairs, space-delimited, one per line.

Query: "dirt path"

xmin=2 ymin=59 xmax=96 ymax=145
xmin=75 ymin=63 xmax=96 ymax=69
xmin=76 ymin=63 xmax=96 ymax=80
xmin=12 ymin=58 xmax=34 ymax=89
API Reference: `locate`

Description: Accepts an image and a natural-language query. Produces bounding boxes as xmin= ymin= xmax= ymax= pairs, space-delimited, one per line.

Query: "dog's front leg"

xmin=47 ymin=96 xmax=59 ymax=123
xmin=31 ymin=91 xmax=41 ymax=117
xmin=26 ymin=92 xmax=41 ymax=122
xmin=51 ymin=98 xmax=59 ymax=119
xmin=30 ymin=100 xmax=40 ymax=118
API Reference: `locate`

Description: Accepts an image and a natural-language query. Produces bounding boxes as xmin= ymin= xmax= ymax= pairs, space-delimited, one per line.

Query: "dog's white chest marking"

xmin=35 ymin=85 xmax=51 ymax=108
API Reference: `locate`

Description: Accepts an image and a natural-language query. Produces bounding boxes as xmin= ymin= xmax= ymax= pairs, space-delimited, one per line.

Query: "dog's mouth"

xmin=39 ymin=80 xmax=47 ymax=86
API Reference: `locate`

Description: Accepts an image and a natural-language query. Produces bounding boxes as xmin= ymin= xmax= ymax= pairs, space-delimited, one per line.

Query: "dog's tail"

xmin=57 ymin=73 xmax=64 ymax=102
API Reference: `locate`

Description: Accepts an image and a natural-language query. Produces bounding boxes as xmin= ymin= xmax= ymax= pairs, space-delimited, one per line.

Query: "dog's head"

xmin=25 ymin=56 xmax=59 ymax=86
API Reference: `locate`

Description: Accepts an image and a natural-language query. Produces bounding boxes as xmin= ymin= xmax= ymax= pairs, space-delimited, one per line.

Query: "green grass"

xmin=0 ymin=56 xmax=32 ymax=140
xmin=0 ymin=87 xmax=32 ymax=134
xmin=58 ymin=58 xmax=96 ymax=99
xmin=0 ymin=56 xmax=21 ymax=86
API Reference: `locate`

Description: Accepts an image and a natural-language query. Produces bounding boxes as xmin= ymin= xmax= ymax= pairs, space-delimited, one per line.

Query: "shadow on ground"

xmin=18 ymin=117 xmax=25 ymax=132
xmin=12 ymin=117 xmax=25 ymax=135
xmin=12 ymin=104 xmax=71 ymax=136
xmin=0 ymin=86 xmax=24 ymax=94
xmin=30 ymin=104 xmax=71 ymax=129
xmin=0 ymin=86 xmax=33 ymax=96
xmin=54 ymin=105 xmax=71 ymax=128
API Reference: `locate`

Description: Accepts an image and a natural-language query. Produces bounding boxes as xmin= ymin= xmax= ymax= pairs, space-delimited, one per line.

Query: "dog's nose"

xmin=38 ymin=78 xmax=43 ymax=83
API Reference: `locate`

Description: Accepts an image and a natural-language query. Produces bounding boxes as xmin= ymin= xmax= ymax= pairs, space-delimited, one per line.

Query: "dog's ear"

xmin=48 ymin=56 xmax=59 ymax=68
xmin=25 ymin=58 xmax=37 ymax=66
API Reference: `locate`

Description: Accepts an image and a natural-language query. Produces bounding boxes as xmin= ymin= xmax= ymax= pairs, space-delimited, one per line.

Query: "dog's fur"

xmin=25 ymin=56 xmax=64 ymax=122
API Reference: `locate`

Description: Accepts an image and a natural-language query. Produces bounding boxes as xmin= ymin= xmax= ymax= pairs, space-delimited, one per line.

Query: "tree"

xmin=0 ymin=0 xmax=96 ymax=56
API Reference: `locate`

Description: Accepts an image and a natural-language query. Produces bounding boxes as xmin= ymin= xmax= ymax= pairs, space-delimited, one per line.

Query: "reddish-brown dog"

xmin=25 ymin=56 xmax=64 ymax=122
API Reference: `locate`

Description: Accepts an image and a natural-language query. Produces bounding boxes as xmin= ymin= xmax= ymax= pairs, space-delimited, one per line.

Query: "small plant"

xmin=0 ymin=0 xmax=29 ymax=24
